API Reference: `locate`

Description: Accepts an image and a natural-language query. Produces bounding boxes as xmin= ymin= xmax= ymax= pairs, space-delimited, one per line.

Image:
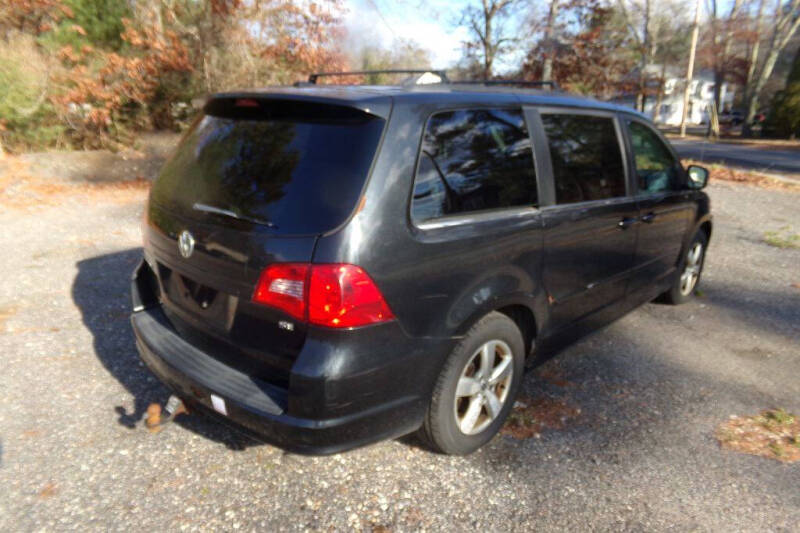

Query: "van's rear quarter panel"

xmin=313 ymin=98 xmax=549 ymax=341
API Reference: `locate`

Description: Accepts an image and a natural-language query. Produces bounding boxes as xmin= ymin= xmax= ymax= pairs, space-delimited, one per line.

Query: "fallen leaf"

xmin=38 ymin=482 xmax=58 ymax=499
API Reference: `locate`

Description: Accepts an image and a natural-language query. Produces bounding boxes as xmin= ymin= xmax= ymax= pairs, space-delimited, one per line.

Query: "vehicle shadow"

xmin=71 ymin=247 xmax=257 ymax=450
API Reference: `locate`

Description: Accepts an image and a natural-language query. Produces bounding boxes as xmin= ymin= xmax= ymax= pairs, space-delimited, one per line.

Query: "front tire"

xmin=663 ymin=230 xmax=708 ymax=304
xmin=420 ymin=312 xmax=525 ymax=455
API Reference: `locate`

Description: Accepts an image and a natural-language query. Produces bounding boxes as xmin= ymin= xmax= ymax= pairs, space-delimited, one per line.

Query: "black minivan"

xmin=131 ymin=73 xmax=712 ymax=455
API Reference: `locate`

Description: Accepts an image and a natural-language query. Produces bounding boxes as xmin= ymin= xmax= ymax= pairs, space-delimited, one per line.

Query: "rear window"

xmin=150 ymin=100 xmax=385 ymax=235
xmin=411 ymin=108 xmax=537 ymax=224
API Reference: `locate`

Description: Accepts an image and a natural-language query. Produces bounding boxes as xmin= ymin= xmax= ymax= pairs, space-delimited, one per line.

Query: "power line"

xmin=364 ymin=0 xmax=398 ymax=39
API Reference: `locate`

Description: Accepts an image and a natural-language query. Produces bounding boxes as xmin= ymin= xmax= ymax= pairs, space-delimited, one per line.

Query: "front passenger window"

xmin=627 ymin=120 xmax=681 ymax=193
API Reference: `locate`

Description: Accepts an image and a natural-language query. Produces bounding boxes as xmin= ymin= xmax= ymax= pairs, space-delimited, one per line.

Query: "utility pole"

xmin=680 ymin=0 xmax=702 ymax=137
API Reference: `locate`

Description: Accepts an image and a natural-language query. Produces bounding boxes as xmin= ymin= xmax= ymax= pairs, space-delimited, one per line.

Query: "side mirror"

xmin=687 ymin=165 xmax=709 ymax=189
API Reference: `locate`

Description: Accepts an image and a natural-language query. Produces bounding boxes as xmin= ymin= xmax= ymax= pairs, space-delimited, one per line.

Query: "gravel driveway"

xmin=0 ymin=167 xmax=798 ymax=531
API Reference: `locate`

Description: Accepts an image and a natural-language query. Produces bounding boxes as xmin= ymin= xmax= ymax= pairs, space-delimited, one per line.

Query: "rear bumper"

xmin=131 ymin=260 xmax=452 ymax=454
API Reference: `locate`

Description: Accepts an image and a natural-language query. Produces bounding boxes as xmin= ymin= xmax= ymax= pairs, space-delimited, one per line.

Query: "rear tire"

xmin=662 ymin=230 xmax=708 ymax=305
xmin=420 ymin=312 xmax=524 ymax=455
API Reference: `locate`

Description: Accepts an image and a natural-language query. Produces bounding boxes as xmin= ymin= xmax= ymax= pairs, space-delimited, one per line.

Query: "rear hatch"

xmin=143 ymin=96 xmax=387 ymax=385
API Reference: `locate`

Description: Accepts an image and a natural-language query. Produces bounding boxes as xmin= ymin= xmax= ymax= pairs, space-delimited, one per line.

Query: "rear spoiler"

xmin=205 ymin=91 xmax=392 ymax=120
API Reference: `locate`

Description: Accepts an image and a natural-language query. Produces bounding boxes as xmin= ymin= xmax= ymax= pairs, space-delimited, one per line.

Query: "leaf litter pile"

xmin=681 ymin=158 xmax=800 ymax=192
xmin=716 ymin=409 xmax=800 ymax=463
xmin=501 ymin=362 xmax=582 ymax=440
xmin=501 ymin=395 xmax=582 ymax=440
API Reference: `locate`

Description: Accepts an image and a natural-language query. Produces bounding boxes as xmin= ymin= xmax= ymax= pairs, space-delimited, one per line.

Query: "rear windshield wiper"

xmin=192 ymin=203 xmax=277 ymax=228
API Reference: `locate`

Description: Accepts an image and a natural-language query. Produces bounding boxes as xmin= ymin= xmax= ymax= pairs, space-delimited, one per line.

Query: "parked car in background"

xmin=719 ymin=109 xmax=744 ymax=126
xmin=131 ymin=71 xmax=713 ymax=455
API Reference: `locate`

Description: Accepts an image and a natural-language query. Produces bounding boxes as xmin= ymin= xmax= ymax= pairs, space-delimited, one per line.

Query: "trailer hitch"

xmin=145 ymin=395 xmax=188 ymax=433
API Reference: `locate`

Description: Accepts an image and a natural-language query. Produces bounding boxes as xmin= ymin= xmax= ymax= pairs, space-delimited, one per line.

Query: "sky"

xmin=342 ymin=0 xmax=471 ymax=68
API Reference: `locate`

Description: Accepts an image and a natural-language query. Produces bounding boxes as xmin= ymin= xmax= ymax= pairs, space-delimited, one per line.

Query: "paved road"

xmin=1 ymin=162 xmax=799 ymax=531
xmin=671 ymin=138 xmax=800 ymax=176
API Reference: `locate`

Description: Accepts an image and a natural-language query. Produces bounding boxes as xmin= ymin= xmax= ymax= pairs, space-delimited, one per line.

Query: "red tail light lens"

xmin=252 ymin=263 xmax=394 ymax=328
xmin=308 ymin=264 xmax=394 ymax=328
xmin=253 ymin=263 xmax=309 ymax=321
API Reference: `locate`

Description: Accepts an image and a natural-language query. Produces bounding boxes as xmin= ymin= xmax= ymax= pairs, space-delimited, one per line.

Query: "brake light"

xmin=252 ymin=263 xmax=394 ymax=328
xmin=308 ymin=264 xmax=394 ymax=328
xmin=253 ymin=263 xmax=309 ymax=321
xmin=235 ymin=98 xmax=259 ymax=108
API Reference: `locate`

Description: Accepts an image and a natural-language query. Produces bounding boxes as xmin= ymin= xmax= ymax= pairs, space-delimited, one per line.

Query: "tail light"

xmin=308 ymin=264 xmax=394 ymax=327
xmin=253 ymin=264 xmax=309 ymax=321
xmin=252 ymin=263 xmax=394 ymax=328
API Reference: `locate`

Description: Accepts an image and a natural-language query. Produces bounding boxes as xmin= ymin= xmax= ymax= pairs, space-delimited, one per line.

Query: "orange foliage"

xmin=233 ymin=0 xmax=348 ymax=80
xmin=0 ymin=0 xmax=73 ymax=35
xmin=3 ymin=0 xmax=349 ymax=148
xmin=50 ymin=15 xmax=192 ymax=146
xmin=210 ymin=0 xmax=243 ymax=16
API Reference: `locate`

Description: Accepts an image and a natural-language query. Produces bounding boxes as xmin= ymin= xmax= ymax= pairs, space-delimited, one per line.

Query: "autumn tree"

xmin=458 ymin=0 xmax=523 ymax=78
xmin=742 ymin=0 xmax=800 ymax=135
xmin=150 ymin=0 xmax=347 ymax=91
xmin=0 ymin=0 xmax=350 ymax=150
xmin=700 ymin=0 xmax=748 ymax=113
xmin=541 ymin=0 xmax=561 ymax=82
xmin=743 ymin=0 xmax=768 ymax=108
xmin=350 ymin=39 xmax=433 ymax=84
xmin=0 ymin=0 xmax=76 ymax=150
xmin=58 ymin=0 xmax=130 ymax=49
xmin=648 ymin=4 xmax=691 ymax=119
xmin=52 ymin=14 xmax=193 ymax=146
xmin=521 ymin=1 xmax=635 ymax=97
xmin=764 ymin=45 xmax=800 ymax=136
xmin=0 ymin=0 xmax=73 ymax=37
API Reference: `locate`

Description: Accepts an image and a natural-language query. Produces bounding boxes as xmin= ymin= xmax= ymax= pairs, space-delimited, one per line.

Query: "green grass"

xmin=766 ymin=408 xmax=796 ymax=425
xmin=758 ymin=408 xmax=796 ymax=431
xmin=764 ymin=229 xmax=800 ymax=249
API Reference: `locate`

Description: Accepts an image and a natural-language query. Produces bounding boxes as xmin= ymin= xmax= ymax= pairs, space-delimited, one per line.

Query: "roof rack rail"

xmin=450 ymin=79 xmax=560 ymax=91
xmin=307 ymin=69 xmax=450 ymax=84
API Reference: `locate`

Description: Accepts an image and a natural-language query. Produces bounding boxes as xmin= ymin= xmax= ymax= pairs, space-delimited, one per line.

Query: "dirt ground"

xmin=0 ymin=153 xmax=798 ymax=531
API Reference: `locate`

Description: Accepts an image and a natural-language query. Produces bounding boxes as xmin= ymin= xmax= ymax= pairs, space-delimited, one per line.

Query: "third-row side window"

xmin=411 ymin=108 xmax=537 ymax=223
xmin=540 ymin=114 xmax=627 ymax=204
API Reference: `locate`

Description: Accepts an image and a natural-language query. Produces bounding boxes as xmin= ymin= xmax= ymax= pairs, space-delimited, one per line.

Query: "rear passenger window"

xmin=541 ymin=114 xmax=626 ymax=204
xmin=411 ymin=108 xmax=537 ymax=223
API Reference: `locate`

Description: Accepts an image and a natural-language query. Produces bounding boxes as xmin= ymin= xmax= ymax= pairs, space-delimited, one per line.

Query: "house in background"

xmin=612 ymin=66 xmax=736 ymax=126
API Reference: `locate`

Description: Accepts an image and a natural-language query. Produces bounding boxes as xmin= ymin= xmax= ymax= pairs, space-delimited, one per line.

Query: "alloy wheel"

xmin=680 ymin=242 xmax=704 ymax=296
xmin=453 ymin=339 xmax=514 ymax=435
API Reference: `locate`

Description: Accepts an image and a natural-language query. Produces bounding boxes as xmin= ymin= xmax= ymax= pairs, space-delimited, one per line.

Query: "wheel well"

xmin=497 ymin=304 xmax=536 ymax=358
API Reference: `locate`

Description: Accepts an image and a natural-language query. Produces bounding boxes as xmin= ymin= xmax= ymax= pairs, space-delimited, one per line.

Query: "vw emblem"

xmin=178 ymin=230 xmax=195 ymax=259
